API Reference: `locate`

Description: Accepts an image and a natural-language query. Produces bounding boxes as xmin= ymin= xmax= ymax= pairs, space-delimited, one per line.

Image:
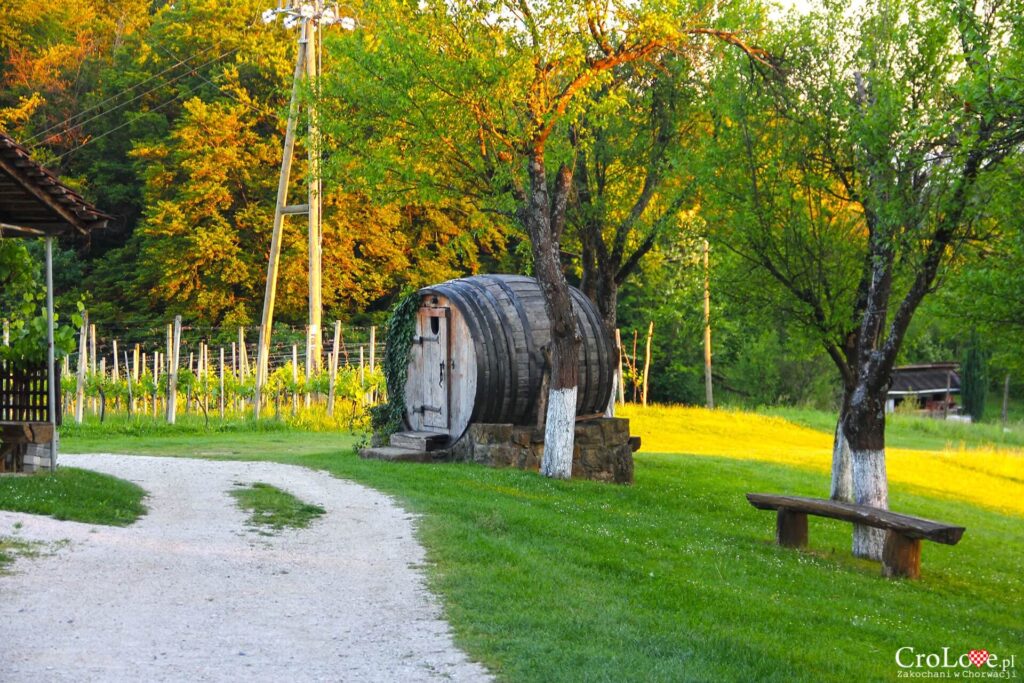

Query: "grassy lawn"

xmin=230 ymin=482 xmax=325 ymax=532
xmin=0 ymin=467 xmax=147 ymax=526
xmin=59 ymin=408 xmax=1023 ymax=682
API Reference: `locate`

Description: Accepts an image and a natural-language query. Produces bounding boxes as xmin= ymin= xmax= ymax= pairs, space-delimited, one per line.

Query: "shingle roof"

xmin=0 ymin=131 xmax=110 ymax=237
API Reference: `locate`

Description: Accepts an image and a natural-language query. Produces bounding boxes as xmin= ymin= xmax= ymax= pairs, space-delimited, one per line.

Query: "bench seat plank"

xmin=746 ymin=493 xmax=965 ymax=545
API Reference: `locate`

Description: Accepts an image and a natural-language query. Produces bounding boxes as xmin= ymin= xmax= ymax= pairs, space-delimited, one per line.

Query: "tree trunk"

xmin=830 ymin=389 xmax=853 ymax=502
xmin=524 ymin=155 xmax=581 ymax=479
xmin=843 ymin=391 xmax=889 ymax=560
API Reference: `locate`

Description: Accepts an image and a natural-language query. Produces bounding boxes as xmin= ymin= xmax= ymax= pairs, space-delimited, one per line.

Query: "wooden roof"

xmin=0 ymin=131 xmax=110 ymax=238
xmin=889 ymin=363 xmax=960 ymax=396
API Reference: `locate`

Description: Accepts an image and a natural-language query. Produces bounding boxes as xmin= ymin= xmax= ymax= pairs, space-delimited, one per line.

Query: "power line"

xmin=32 ymin=46 xmax=242 ymax=150
xmin=24 ymin=43 xmax=222 ymax=146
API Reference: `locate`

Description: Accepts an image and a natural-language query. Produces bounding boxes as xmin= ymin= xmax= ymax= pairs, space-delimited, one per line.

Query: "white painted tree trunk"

xmin=851 ymin=448 xmax=888 ymax=560
xmin=830 ymin=419 xmax=852 ymax=502
xmin=540 ymin=386 xmax=577 ymax=479
xmin=604 ymin=372 xmax=617 ymax=417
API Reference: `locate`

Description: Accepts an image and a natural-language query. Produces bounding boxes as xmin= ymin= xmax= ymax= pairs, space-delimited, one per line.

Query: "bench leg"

xmin=882 ymin=531 xmax=921 ymax=579
xmin=776 ymin=509 xmax=808 ymax=548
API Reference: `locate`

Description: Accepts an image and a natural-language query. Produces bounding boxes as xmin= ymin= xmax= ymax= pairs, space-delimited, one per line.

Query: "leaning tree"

xmin=702 ymin=0 xmax=1024 ymax=557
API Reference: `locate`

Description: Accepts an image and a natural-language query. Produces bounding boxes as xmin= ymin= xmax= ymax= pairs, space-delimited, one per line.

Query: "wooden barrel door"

xmin=415 ymin=306 xmax=450 ymax=432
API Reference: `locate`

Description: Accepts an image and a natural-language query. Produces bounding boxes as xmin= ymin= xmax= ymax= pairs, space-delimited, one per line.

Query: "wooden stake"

xmin=167 ymin=316 xmax=181 ymax=424
xmin=327 ymin=320 xmax=341 ymax=416
xmin=292 ymin=343 xmax=299 ymax=415
xmin=615 ymin=328 xmax=625 ymax=404
xmin=219 ymin=347 xmax=226 ymax=419
xmin=153 ymin=351 xmax=159 ymax=417
xmin=642 ymin=321 xmax=653 ymax=407
xmin=112 ymin=339 xmax=120 ymax=382
xmin=124 ymin=351 xmax=133 ymax=416
xmin=74 ymin=311 xmax=87 ymax=424
xmin=359 ymin=346 xmax=365 ymax=405
xmin=238 ymin=327 xmax=248 ymax=379
xmin=626 ymin=327 xmax=634 ymax=403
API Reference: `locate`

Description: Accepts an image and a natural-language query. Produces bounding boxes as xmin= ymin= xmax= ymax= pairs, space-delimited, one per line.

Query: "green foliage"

xmin=961 ymin=332 xmax=988 ymax=423
xmin=0 ymin=467 xmax=146 ymax=526
xmin=370 ymin=291 xmax=419 ymax=441
xmin=0 ymin=240 xmax=82 ymax=367
xmin=229 ymin=481 xmax=324 ymax=532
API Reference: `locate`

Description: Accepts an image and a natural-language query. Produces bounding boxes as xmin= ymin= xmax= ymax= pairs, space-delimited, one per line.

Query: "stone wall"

xmin=443 ymin=418 xmax=635 ymax=484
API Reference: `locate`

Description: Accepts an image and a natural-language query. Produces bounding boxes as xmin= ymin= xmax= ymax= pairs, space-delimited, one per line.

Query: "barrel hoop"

xmin=446 ymin=280 xmax=506 ymax=422
xmin=464 ymin=278 xmax=520 ymax=422
xmin=480 ymin=274 xmax=539 ymax=422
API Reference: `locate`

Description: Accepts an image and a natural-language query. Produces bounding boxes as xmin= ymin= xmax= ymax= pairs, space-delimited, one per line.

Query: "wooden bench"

xmin=746 ymin=493 xmax=965 ymax=579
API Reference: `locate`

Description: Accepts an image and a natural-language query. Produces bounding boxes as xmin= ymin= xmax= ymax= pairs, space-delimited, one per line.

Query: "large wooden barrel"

xmin=404 ymin=274 xmax=615 ymax=445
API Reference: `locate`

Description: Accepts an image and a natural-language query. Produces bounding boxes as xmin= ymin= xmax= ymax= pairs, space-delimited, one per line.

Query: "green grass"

xmin=230 ymin=481 xmax=325 ymax=532
xmin=761 ymin=405 xmax=1024 ymax=450
xmin=0 ymin=467 xmax=147 ymax=526
xmin=61 ymin=427 xmax=1022 ymax=682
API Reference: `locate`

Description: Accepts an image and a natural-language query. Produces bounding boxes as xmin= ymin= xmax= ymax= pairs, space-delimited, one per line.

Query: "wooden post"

xmin=292 ymin=343 xmax=299 ymax=415
xmin=882 ymin=531 xmax=921 ymax=579
xmin=89 ymin=323 xmax=97 ymax=414
xmin=124 ymin=351 xmax=134 ymax=416
xmin=1002 ymin=374 xmax=1010 ymax=428
xmin=359 ymin=346 xmax=365 ymax=406
xmin=238 ymin=327 xmax=248 ymax=379
xmin=255 ymin=22 xmax=308 ymax=418
xmin=703 ymin=239 xmax=714 ymax=410
xmin=132 ymin=344 xmax=139 ymax=414
xmin=167 ymin=316 xmax=181 ymax=424
xmin=74 ymin=311 xmax=87 ymax=424
xmin=152 ymin=351 xmax=159 ymax=417
xmin=631 ymin=329 xmax=639 ymax=403
xmin=642 ymin=321 xmax=653 ymax=407
xmin=369 ymin=326 xmax=377 ymax=403
xmin=615 ymin=328 xmax=625 ymax=405
xmin=776 ymin=509 xmax=808 ymax=548
xmin=112 ymin=339 xmax=120 ymax=382
xmin=327 ymin=320 xmax=341 ymax=417
xmin=305 ymin=327 xmax=312 ymax=408
xmin=219 ymin=347 xmax=226 ymax=419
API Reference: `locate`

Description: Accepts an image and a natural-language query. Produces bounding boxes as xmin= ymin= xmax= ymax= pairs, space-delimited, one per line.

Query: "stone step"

xmin=389 ymin=431 xmax=448 ymax=451
xmin=358 ymin=446 xmax=433 ymax=463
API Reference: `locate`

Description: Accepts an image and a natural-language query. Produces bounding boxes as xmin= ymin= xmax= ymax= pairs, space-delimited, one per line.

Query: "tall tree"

xmin=703 ymin=0 xmax=1024 ymax=557
xmin=321 ymin=0 xmax=764 ymax=477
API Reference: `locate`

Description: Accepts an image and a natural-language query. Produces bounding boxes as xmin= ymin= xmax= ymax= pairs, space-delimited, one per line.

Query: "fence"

xmin=56 ymin=315 xmax=386 ymax=425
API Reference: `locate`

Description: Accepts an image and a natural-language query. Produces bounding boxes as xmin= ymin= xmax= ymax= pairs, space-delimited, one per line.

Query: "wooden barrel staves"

xmin=404 ymin=274 xmax=615 ymax=445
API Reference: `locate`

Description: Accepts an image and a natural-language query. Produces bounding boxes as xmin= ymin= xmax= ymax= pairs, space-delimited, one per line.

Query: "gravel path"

xmin=0 ymin=454 xmax=490 ymax=682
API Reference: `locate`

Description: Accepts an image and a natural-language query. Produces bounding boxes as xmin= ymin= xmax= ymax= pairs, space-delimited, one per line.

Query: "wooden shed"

xmin=403 ymin=274 xmax=615 ymax=446
xmin=0 ymin=131 xmax=109 ymax=471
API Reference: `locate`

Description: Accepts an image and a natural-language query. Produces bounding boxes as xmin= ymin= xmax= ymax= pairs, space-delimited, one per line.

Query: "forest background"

xmin=1 ymin=0 xmax=1021 ymax=415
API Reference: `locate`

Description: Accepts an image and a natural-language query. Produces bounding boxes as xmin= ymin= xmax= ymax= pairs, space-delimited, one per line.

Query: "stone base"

xmin=442 ymin=419 xmax=635 ymax=484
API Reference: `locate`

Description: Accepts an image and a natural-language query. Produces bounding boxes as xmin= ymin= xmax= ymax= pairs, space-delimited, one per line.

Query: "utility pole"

xmin=703 ymin=239 xmax=714 ymax=410
xmin=254 ymin=2 xmax=352 ymax=417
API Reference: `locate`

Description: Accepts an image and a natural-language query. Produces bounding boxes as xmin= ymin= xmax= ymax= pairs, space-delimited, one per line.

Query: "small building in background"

xmin=886 ymin=362 xmax=962 ymax=418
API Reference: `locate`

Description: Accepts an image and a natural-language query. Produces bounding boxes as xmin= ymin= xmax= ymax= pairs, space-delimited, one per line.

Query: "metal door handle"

xmin=439 ymin=361 xmax=445 ymax=387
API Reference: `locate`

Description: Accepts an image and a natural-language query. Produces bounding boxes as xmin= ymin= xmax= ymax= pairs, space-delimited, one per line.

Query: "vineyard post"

xmin=615 ymin=328 xmax=624 ymax=405
xmin=642 ymin=321 xmax=653 ymax=407
xmin=74 ymin=310 xmax=87 ymax=424
xmin=359 ymin=346 xmax=365 ymax=406
xmin=89 ymin=323 xmax=97 ymax=415
xmin=152 ymin=351 xmax=159 ymax=417
xmin=219 ymin=347 xmax=225 ymax=419
xmin=167 ymin=316 xmax=181 ymax=424
xmin=292 ymin=343 xmax=299 ymax=415
xmin=304 ymin=327 xmax=312 ymax=408
xmin=141 ymin=352 xmax=147 ymax=414
xmin=124 ymin=351 xmax=133 ymax=416
xmin=369 ymin=326 xmax=377 ymax=403
xmin=112 ymin=338 xmax=120 ymax=411
xmin=327 ymin=320 xmax=340 ymax=417
xmin=132 ymin=343 xmax=140 ymax=415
